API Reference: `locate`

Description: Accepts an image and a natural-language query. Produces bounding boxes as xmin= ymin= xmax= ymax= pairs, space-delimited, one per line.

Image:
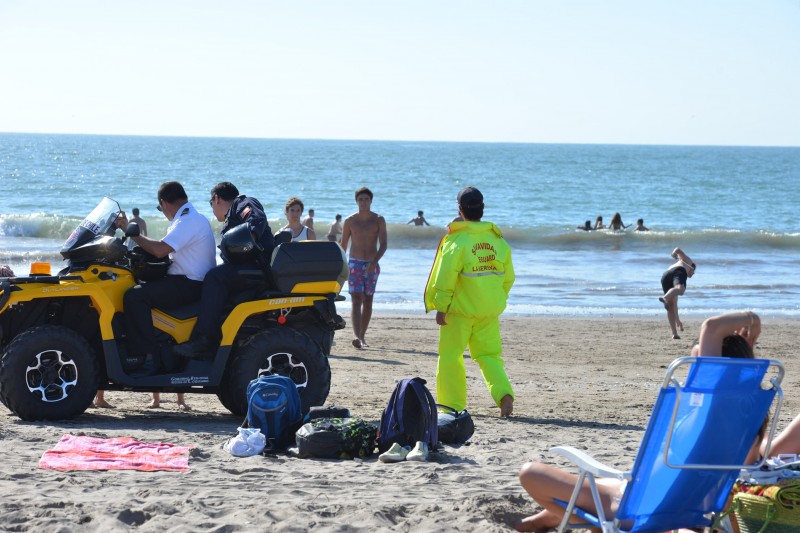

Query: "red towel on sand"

xmin=39 ymin=434 xmax=193 ymax=472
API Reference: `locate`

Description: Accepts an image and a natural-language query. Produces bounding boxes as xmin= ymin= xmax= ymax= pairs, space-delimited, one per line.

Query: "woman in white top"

xmin=279 ymin=196 xmax=316 ymax=242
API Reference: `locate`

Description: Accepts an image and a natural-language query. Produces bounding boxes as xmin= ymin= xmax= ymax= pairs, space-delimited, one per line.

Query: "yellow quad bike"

xmin=0 ymin=197 xmax=347 ymax=421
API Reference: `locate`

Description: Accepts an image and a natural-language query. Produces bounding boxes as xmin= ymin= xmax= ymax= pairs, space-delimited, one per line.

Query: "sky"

xmin=0 ymin=0 xmax=798 ymax=146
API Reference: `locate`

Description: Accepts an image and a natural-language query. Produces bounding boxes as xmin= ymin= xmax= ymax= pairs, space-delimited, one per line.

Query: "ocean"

xmin=1 ymin=133 xmax=798 ymax=317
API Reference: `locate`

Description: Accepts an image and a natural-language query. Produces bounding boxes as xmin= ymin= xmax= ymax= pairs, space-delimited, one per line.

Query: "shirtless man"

xmin=341 ymin=187 xmax=388 ymax=349
xmin=130 ymin=207 xmax=148 ymax=236
xmin=659 ymin=247 xmax=696 ymax=339
xmin=407 ymin=210 xmax=430 ymax=226
xmin=327 ymin=214 xmax=343 ymax=242
xmin=302 ymin=209 xmax=315 ymax=230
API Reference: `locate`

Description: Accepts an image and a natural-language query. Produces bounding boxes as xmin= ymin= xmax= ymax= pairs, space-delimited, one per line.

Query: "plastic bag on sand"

xmin=224 ymin=427 xmax=266 ymax=457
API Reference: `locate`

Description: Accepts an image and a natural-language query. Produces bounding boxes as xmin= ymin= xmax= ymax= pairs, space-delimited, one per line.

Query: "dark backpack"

xmin=294 ymin=417 xmax=377 ymax=459
xmin=245 ymin=375 xmax=305 ymax=451
xmin=378 ymin=377 xmax=438 ymax=453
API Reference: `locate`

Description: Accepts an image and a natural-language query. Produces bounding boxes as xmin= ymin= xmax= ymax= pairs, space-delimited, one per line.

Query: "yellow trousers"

xmin=436 ymin=314 xmax=514 ymax=412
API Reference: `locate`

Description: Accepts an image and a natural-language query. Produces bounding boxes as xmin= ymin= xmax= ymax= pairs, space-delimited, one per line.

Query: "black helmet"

xmin=221 ymin=224 xmax=259 ymax=264
xmin=129 ymin=246 xmax=171 ymax=282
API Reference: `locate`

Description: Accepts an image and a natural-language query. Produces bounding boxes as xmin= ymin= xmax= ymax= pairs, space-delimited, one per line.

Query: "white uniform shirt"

xmin=162 ymin=202 xmax=216 ymax=281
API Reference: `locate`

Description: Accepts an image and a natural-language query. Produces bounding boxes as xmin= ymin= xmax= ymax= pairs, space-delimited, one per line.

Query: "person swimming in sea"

xmin=608 ymin=212 xmax=630 ymax=231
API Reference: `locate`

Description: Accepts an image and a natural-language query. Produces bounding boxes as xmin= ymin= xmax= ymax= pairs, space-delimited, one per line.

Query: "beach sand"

xmin=1 ymin=314 xmax=798 ymax=532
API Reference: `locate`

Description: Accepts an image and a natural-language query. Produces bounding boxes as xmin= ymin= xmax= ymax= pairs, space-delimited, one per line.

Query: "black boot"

xmin=173 ymin=335 xmax=215 ymax=360
xmin=141 ymin=353 xmax=164 ymax=376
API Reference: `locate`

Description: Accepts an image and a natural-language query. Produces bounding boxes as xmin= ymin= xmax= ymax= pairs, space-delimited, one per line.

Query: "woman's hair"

xmin=720 ymin=333 xmax=763 ymax=441
xmin=285 ymin=196 xmax=304 ymax=212
xmin=595 ymin=215 xmax=602 ymax=222
xmin=610 ymin=212 xmax=622 ymax=224
xmin=721 ymin=334 xmax=753 ymax=358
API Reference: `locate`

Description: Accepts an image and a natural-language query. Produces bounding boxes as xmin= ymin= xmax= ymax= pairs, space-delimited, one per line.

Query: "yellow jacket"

xmin=424 ymin=221 xmax=514 ymax=318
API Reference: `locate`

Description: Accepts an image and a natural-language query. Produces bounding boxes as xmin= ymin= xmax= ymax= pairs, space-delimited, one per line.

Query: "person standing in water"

xmin=608 ymin=212 xmax=630 ymax=231
xmin=407 ymin=210 xmax=431 ymax=226
xmin=129 ymin=207 xmax=148 ymax=237
xmin=327 ymin=214 xmax=343 ymax=242
xmin=594 ymin=215 xmax=604 ymax=229
xmin=302 ymin=208 xmax=315 ymax=230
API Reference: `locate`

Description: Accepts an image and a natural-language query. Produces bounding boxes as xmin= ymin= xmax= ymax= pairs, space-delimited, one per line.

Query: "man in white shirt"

xmin=115 ymin=181 xmax=216 ymax=372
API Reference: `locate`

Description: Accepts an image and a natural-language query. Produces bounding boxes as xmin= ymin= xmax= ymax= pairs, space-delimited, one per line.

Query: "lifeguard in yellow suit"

xmin=424 ymin=187 xmax=515 ymax=417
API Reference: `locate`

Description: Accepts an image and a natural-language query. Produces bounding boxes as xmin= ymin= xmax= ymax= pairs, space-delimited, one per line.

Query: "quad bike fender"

xmin=0 ymin=268 xmax=134 ymax=341
xmin=218 ymin=294 xmax=332 ymax=346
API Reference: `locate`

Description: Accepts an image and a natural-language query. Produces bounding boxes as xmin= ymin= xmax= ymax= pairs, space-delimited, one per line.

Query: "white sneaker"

xmin=406 ymin=441 xmax=429 ymax=462
xmin=379 ymin=442 xmax=411 ymax=463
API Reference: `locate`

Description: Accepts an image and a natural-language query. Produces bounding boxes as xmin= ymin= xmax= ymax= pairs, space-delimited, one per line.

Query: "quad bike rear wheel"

xmin=220 ymin=327 xmax=331 ymax=416
xmin=0 ymin=325 xmax=98 ymax=421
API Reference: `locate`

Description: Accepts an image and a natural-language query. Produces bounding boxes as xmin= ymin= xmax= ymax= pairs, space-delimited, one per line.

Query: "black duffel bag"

xmin=293 ymin=417 xmax=377 ymax=460
xmin=437 ymin=405 xmax=475 ymax=445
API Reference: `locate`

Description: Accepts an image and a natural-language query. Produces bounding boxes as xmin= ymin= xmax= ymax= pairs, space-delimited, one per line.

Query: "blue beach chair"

xmin=551 ymin=356 xmax=784 ymax=533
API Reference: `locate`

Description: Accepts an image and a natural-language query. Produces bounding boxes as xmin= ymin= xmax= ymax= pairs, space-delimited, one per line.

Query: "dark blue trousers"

xmin=194 ymin=262 xmax=261 ymax=342
xmin=124 ymin=275 xmax=203 ymax=358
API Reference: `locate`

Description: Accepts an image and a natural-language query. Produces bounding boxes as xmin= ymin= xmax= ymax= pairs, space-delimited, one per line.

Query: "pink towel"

xmin=39 ymin=434 xmax=193 ymax=472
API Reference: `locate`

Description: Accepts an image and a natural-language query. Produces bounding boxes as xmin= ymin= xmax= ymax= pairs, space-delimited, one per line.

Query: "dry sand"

xmin=1 ymin=314 xmax=798 ymax=532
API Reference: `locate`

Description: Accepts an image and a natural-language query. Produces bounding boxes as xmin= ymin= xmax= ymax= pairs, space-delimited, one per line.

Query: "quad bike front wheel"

xmin=0 ymin=325 xmax=98 ymax=421
xmin=219 ymin=327 xmax=331 ymax=416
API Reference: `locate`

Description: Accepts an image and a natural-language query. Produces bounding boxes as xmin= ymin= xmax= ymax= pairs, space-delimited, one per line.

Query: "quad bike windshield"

xmin=60 ymin=197 xmax=122 ymax=260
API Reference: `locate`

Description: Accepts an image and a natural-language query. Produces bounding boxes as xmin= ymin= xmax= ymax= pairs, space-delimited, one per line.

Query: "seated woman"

xmin=761 ymin=412 xmax=800 ymax=457
xmin=515 ymin=310 xmax=762 ymax=532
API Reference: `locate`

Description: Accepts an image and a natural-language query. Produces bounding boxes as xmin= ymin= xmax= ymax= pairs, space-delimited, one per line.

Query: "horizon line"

xmin=1 ymin=130 xmax=798 ymax=149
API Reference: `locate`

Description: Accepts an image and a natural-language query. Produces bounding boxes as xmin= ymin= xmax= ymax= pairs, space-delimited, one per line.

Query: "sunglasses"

xmin=156 ymin=198 xmax=163 ymax=212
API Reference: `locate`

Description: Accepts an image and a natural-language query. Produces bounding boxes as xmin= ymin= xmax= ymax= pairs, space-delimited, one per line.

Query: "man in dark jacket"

xmin=173 ymin=182 xmax=274 ymax=359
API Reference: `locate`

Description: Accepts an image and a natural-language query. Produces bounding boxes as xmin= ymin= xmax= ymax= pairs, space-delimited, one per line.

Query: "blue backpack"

xmin=378 ymin=377 xmax=438 ymax=453
xmin=245 ymin=375 xmax=305 ymax=451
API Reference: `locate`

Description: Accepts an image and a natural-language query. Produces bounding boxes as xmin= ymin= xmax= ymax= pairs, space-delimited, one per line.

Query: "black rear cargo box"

xmin=270 ymin=241 xmax=348 ymax=294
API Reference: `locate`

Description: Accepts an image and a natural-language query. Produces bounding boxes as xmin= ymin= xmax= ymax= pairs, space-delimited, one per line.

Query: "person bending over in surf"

xmin=659 ymin=247 xmax=696 ymax=339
